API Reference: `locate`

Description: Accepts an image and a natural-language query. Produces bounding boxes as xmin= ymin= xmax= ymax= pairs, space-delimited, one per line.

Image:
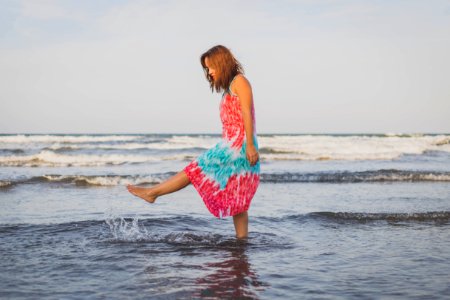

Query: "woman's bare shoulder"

xmin=235 ymin=74 xmax=250 ymax=85
xmin=232 ymin=74 xmax=251 ymax=94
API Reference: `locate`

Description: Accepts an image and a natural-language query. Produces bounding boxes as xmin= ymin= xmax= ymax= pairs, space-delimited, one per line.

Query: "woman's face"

xmin=204 ymin=57 xmax=217 ymax=81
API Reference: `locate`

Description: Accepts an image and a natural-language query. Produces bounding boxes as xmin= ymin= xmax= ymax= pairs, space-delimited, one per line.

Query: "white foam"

xmin=0 ymin=180 xmax=12 ymax=188
xmin=0 ymin=134 xmax=142 ymax=144
xmin=42 ymin=174 xmax=163 ymax=186
xmin=47 ymin=142 xmax=210 ymax=151
xmin=258 ymin=134 xmax=450 ymax=161
xmin=0 ymin=150 xmax=190 ymax=167
xmin=166 ymin=135 xmax=219 ymax=149
xmin=0 ymin=135 xmax=217 ymax=153
xmin=1 ymin=134 xmax=449 ymax=162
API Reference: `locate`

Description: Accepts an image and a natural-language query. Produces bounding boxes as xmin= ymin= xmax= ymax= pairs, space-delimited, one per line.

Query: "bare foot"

xmin=126 ymin=184 xmax=157 ymax=203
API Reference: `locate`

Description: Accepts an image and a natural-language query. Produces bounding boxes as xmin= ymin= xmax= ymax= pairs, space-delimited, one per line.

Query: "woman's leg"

xmin=127 ymin=170 xmax=190 ymax=203
xmin=233 ymin=211 xmax=249 ymax=239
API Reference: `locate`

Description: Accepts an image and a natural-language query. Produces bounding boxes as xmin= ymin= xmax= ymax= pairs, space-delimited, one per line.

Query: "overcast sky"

xmin=1 ymin=0 xmax=449 ymax=134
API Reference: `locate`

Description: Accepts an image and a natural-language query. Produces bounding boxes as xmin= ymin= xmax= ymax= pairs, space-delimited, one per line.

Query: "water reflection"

xmin=194 ymin=241 xmax=268 ymax=299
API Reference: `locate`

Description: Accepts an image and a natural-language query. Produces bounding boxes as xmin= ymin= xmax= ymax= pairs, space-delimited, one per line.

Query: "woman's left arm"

xmin=233 ymin=75 xmax=259 ymax=166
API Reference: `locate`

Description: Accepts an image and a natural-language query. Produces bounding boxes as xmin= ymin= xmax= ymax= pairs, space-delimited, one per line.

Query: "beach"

xmin=1 ymin=133 xmax=450 ymax=299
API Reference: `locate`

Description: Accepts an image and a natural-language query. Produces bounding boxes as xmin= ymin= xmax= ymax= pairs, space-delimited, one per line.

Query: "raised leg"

xmin=233 ymin=211 xmax=249 ymax=239
xmin=127 ymin=170 xmax=190 ymax=203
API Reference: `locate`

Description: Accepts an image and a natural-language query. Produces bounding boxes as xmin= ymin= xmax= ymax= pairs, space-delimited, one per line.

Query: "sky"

xmin=0 ymin=0 xmax=449 ymax=134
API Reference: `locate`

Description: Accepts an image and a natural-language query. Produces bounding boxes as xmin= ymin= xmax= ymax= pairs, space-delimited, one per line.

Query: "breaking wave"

xmin=0 ymin=151 xmax=193 ymax=167
xmin=260 ymin=169 xmax=450 ymax=183
xmin=1 ymin=134 xmax=449 ymax=163
xmin=2 ymin=169 xmax=449 ymax=189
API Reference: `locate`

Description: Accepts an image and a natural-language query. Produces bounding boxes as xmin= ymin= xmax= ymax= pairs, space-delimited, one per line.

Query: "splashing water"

xmin=105 ymin=217 xmax=149 ymax=242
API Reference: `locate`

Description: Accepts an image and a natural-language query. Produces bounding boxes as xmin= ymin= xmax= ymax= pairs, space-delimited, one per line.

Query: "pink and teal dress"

xmin=183 ymin=78 xmax=260 ymax=218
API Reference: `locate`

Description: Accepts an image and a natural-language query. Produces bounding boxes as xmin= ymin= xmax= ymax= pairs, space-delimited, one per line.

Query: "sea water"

xmin=1 ymin=133 xmax=449 ymax=299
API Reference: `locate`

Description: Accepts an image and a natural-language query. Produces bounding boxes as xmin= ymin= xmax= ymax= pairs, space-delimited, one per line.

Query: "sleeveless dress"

xmin=183 ymin=75 xmax=260 ymax=218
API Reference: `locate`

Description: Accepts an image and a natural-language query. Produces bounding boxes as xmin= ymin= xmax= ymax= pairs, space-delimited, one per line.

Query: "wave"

xmin=0 ymin=174 xmax=175 ymax=187
xmin=307 ymin=211 xmax=450 ymax=223
xmin=45 ymin=144 xmax=209 ymax=152
xmin=259 ymin=147 xmax=300 ymax=154
xmin=2 ymin=149 xmax=449 ymax=167
xmin=256 ymin=211 xmax=450 ymax=224
xmin=1 ymin=169 xmax=449 ymax=189
xmin=0 ymin=149 xmax=25 ymax=154
xmin=259 ymin=139 xmax=449 ymax=158
xmin=260 ymin=169 xmax=450 ymax=183
xmin=0 ymin=134 xmax=143 ymax=144
xmin=434 ymin=137 xmax=450 ymax=146
xmin=0 ymin=134 xmax=219 ymax=147
xmin=38 ymin=174 xmax=169 ymax=186
xmin=257 ymin=134 xmax=450 ymax=161
xmin=2 ymin=134 xmax=450 ymax=162
xmin=0 ymin=150 xmax=194 ymax=167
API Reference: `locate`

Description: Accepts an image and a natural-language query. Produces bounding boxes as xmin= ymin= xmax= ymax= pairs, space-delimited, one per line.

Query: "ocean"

xmin=1 ymin=133 xmax=449 ymax=299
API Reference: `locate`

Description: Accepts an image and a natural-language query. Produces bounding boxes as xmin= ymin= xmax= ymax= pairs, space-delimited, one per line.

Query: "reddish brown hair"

xmin=200 ymin=45 xmax=244 ymax=93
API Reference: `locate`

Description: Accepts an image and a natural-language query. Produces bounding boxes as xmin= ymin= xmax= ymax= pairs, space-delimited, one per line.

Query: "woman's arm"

xmin=233 ymin=75 xmax=259 ymax=166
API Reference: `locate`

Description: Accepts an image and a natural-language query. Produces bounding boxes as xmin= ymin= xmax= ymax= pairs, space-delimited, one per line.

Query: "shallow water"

xmin=1 ymin=134 xmax=450 ymax=299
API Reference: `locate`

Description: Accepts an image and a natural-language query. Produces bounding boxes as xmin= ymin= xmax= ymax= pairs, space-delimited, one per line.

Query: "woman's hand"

xmin=246 ymin=143 xmax=259 ymax=166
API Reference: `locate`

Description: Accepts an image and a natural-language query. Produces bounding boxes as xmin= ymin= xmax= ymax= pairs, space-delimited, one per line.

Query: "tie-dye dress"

xmin=183 ymin=78 xmax=260 ymax=218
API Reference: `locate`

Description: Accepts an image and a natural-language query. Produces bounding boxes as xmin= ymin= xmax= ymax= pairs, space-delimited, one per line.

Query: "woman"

xmin=127 ymin=45 xmax=260 ymax=239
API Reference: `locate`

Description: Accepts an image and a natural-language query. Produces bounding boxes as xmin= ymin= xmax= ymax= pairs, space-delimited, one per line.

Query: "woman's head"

xmin=201 ymin=45 xmax=244 ymax=93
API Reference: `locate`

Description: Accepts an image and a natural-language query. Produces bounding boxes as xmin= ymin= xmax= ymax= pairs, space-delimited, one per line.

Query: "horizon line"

xmin=1 ymin=132 xmax=449 ymax=135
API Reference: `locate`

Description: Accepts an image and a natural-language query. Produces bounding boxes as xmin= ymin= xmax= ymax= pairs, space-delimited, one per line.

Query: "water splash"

xmin=105 ymin=217 xmax=150 ymax=242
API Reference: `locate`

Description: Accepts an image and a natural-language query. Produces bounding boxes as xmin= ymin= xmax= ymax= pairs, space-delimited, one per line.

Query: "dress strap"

xmin=228 ymin=74 xmax=240 ymax=96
